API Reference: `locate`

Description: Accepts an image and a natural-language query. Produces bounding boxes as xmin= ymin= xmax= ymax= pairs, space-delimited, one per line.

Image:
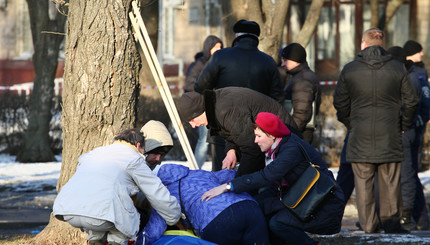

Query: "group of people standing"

xmin=51 ymin=19 xmax=428 ymax=245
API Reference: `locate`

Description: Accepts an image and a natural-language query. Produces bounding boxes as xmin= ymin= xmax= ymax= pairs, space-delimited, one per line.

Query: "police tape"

xmin=1 ymin=81 xmax=340 ymax=94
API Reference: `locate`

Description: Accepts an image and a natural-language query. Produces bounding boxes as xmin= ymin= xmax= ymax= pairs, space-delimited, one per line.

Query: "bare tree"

xmin=16 ymin=0 xmax=66 ymax=163
xmin=32 ymin=0 xmax=141 ymax=243
xmin=294 ymin=0 xmax=324 ymax=48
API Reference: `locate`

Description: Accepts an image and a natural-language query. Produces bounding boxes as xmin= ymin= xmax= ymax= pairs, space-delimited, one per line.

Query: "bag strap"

xmin=178 ymin=179 xmax=197 ymax=234
xmin=296 ymin=142 xmax=318 ymax=168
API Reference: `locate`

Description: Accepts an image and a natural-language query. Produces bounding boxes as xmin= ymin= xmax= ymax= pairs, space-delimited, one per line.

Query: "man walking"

xmin=333 ymin=28 xmax=418 ymax=234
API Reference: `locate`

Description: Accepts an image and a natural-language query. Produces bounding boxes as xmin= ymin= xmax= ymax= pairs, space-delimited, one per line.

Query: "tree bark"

xmin=220 ymin=0 xmax=289 ymax=60
xmin=370 ymin=0 xmax=379 ymax=28
xmin=33 ymin=0 xmax=141 ymax=243
xmin=294 ymin=0 xmax=324 ymax=48
xmin=383 ymin=0 xmax=405 ymax=31
xmin=16 ymin=0 xmax=66 ymax=163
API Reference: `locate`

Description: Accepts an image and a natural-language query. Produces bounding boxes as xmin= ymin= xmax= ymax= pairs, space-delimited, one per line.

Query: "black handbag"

xmin=279 ymin=143 xmax=337 ymax=222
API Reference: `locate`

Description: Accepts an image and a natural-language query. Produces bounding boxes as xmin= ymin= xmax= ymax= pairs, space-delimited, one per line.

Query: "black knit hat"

xmin=282 ymin=43 xmax=307 ymax=63
xmin=387 ymin=46 xmax=406 ymax=63
xmin=233 ymin=19 xmax=260 ymax=37
xmin=403 ymin=40 xmax=422 ymax=56
xmin=178 ymin=92 xmax=205 ymax=121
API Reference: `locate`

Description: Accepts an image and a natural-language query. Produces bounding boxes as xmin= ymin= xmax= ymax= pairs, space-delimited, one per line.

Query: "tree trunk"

xmin=16 ymin=0 xmax=66 ymax=163
xmin=370 ymin=0 xmax=379 ymax=28
xmin=220 ymin=0 xmax=289 ymax=60
xmin=383 ymin=0 xmax=405 ymax=31
xmin=33 ymin=0 xmax=141 ymax=243
xmin=294 ymin=0 xmax=324 ymax=48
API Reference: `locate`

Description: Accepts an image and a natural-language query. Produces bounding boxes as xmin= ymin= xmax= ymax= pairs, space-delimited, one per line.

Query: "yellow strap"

xmin=287 ymin=167 xmax=320 ymax=208
xmin=163 ymin=229 xmax=199 ymax=238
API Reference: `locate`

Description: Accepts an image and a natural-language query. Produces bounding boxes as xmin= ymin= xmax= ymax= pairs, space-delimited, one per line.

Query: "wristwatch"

xmin=226 ymin=182 xmax=232 ymax=192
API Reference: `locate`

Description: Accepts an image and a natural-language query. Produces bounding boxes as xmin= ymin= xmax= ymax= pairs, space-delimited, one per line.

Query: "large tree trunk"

xmin=294 ymin=0 xmax=324 ymax=48
xmin=220 ymin=0 xmax=289 ymax=60
xmin=381 ymin=0 xmax=405 ymax=31
xmin=33 ymin=0 xmax=141 ymax=243
xmin=16 ymin=0 xmax=66 ymax=163
xmin=370 ymin=0 xmax=379 ymax=28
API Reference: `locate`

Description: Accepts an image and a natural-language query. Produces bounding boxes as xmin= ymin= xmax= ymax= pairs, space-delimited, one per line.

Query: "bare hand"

xmin=201 ymin=184 xmax=227 ymax=202
xmin=175 ymin=219 xmax=186 ymax=230
xmin=222 ymin=150 xmax=237 ymax=170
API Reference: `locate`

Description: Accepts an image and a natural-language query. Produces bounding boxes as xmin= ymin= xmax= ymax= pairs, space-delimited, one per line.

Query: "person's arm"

xmin=333 ymin=71 xmax=351 ymax=128
xmin=401 ymin=73 xmax=420 ymax=131
xmin=291 ymin=80 xmax=314 ymax=131
xmin=268 ymin=62 xmax=285 ymax=103
xmin=128 ymin=159 xmax=181 ymax=226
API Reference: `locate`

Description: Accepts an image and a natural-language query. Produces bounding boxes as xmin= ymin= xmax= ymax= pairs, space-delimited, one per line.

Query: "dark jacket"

xmin=194 ymin=36 xmax=284 ymax=103
xmin=333 ymin=46 xmax=419 ymax=163
xmin=231 ymin=133 xmax=345 ymax=235
xmin=407 ymin=61 xmax=430 ymax=126
xmin=203 ymin=87 xmax=300 ymax=176
xmin=184 ymin=36 xmax=223 ymax=92
xmin=284 ymin=62 xmax=321 ymax=131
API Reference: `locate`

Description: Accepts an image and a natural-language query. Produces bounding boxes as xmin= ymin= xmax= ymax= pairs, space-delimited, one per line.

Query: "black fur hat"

xmin=233 ymin=19 xmax=260 ymax=37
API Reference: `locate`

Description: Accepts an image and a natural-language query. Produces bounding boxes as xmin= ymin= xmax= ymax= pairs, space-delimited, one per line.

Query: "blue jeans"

xmin=195 ymin=126 xmax=209 ymax=169
xmin=201 ymin=200 xmax=269 ymax=245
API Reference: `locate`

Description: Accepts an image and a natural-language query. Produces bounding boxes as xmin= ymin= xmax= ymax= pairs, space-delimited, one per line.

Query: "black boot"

xmin=400 ymin=209 xmax=417 ymax=230
xmin=382 ymin=219 xmax=410 ymax=234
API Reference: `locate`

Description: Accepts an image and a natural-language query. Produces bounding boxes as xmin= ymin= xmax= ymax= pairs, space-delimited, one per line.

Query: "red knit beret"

xmin=255 ymin=112 xmax=290 ymax=137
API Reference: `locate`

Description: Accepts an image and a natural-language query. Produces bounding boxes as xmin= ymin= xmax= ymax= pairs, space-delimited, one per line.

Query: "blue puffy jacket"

xmin=135 ymin=164 xmax=255 ymax=245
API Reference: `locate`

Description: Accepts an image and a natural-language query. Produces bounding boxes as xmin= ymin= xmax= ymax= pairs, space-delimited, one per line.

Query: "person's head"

xmin=404 ymin=40 xmax=424 ymax=63
xmin=387 ymin=46 xmax=406 ymax=64
xmin=232 ymin=19 xmax=260 ymax=45
xmin=203 ymin=35 xmax=223 ymax=58
xmin=114 ymin=128 xmax=145 ymax=154
xmin=361 ymin=28 xmax=384 ymax=50
xmin=253 ymin=112 xmax=291 ymax=152
xmin=281 ymin=43 xmax=307 ymax=71
xmin=178 ymin=92 xmax=208 ymax=128
xmin=140 ymin=120 xmax=173 ymax=169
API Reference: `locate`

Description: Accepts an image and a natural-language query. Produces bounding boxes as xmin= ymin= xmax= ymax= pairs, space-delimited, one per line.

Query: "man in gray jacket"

xmin=53 ymin=128 xmax=181 ymax=245
xmin=334 ymin=28 xmax=418 ymax=234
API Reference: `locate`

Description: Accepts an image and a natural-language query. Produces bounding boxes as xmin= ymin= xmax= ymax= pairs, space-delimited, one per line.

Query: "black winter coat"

xmin=203 ymin=87 xmax=300 ymax=176
xmin=284 ymin=63 xmax=321 ymax=131
xmin=334 ymin=46 xmax=419 ymax=163
xmin=231 ymin=134 xmax=345 ymax=235
xmin=195 ymin=37 xmax=284 ymax=103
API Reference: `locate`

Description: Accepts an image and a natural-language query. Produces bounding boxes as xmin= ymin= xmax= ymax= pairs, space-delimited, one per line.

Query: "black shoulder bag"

xmin=279 ymin=143 xmax=337 ymax=222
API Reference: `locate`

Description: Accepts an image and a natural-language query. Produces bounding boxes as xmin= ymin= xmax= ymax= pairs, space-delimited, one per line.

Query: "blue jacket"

xmin=231 ymin=133 xmax=345 ymax=235
xmin=136 ymin=164 xmax=255 ymax=245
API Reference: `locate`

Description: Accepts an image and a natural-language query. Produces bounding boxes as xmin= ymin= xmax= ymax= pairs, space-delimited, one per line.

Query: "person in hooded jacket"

xmin=184 ymin=35 xmax=223 ymax=169
xmin=177 ymin=87 xmax=301 ymax=177
xmin=333 ymin=28 xmax=419 ymax=234
xmin=135 ymin=164 xmax=269 ymax=245
xmin=281 ymin=43 xmax=321 ymax=144
xmin=201 ymin=112 xmax=345 ymax=245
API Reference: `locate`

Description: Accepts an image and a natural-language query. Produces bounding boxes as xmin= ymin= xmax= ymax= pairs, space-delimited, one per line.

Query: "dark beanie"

xmin=387 ymin=46 xmax=406 ymax=63
xmin=282 ymin=43 xmax=307 ymax=63
xmin=233 ymin=19 xmax=260 ymax=37
xmin=403 ymin=40 xmax=422 ymax=56
xmin=178 ymin=92 xmax=205 ymax=121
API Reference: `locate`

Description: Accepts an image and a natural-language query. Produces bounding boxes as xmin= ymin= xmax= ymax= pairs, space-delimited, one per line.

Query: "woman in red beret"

xmin=202 ymin=112 xmax=345 ymax=245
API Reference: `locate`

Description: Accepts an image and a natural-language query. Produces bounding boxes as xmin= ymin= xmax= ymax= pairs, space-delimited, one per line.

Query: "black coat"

xmin=195 ymin=37 xmax=284 ymax=103
xmin=284 ymin=63 xmax=321 ymax=131
xmin=334 ymin=46 xmax=419 ymax=163
xmin=231 ymin=134 xmax=345 ymax=235
xmin=203 ymin=87 xmax=300 ymax=176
